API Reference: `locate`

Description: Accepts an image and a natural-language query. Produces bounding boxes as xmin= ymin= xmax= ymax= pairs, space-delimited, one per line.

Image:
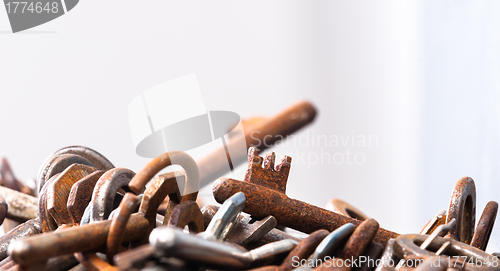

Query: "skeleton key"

xmin=470 ymin=201 xmax=498 ymax=250
xmin=149 ymin=225 xmax=296 ymax=269
xmin=202 ymin=205 xmax=279 ymax=247
xmin=277 ymin=229 xmax=330 ymax=271
xmin=213 ymin=147 xmax=398 ymax=245
xmin=325 ymin=199 xmax=369 ymax=221
xmin=352 ymin=242 xmax=384 ymax=271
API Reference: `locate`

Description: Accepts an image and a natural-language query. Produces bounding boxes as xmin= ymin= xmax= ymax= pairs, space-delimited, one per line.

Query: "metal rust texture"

xmin=9 ymin=213 xmax=149 ymax=266
xmin=280 ymin=229 xmax=329 ymax=271
xmin=0 ymin=186 xmax=38 ymax=223
xmin=225 ymin=214 xmax=277 ymax=246
xmin=127 ymin=151 xmax=199 ymax=196
xmin=46 ymin=164 xmax=97 ymax=228
xmin=37 ymin=146 xmax=115 ymax=192
xmin=393 ymin=234 xmax=497 ymax=268
xmin=352 ymin=242 xmax=384 ymax=271
xmin=0 ymin=158 xmax=34 ymax=196
xmin=106 ymin=192 xmax=140 ymax=263
xmin=213 ymin=148 xmax=398 ymax=246
xmin=337 ymin=219 xmax=379 ymax=260
xmin=160 ymin=172 xmax=199 ymax=225
xmin=413 ymin=257 xmax=447 ymax=271
xmin=470 ymin=201 xmax=498 ymax=250
xmin=0 ymin=217 xmax=41 ymax=260
xmin=420 ymin=210 xmax=447 ymax=235
xmin=89 ymin=168 xmax=135 ymax=223
xmin=9 ymin=166 xmax=177 ymax=266
xmin=446 ymin=177 xmax=476 ymax=244
xmin=167 ymin=200 xmax=204 ymax=233
xmin=325 ymin=199 xmax=369 ymax=221
xmin=113 ymin=244 xmax=155 ymax=271
xmin=66 ymin=170 xmax=105 ymax=225
xmin=0 ymin=198 xmax=8 ymax=225
xmin=74 ymin=252 xmax=119 ymax=271
xmin=171 ymin=100 xmax=317 ymax=190
xmin=39 ymin=173 xmax=59 ymax=232
xmin=201 ymin=205 xmax=302 ymax=248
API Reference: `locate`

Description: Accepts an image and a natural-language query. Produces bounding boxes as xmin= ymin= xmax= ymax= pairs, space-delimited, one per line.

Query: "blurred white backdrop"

xmin=1 ymin=1 xmax=500 ymax=252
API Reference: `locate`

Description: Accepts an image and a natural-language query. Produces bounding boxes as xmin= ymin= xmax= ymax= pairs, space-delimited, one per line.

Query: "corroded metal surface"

xmin=446 ymin=177 xmax=476 ymax=244
xmin=213 ymin=148 xmax=398 ymax=246
xmin=167 ymin=200 xmax=204 ymax=233
xmin=0 ymin=158 xmax=34 ymax=196
xmin=0 ymin=218 xmax=42 ymax=260
xmin=106 ymin=193 xmax=140 ymax=262
xmin=37 ymin=146 xmax=115 ymax=192
xmin=326 ymin=199 xmax=369 ymax=221
xmin=46 ymin=164 xmax=97 ymax=227
xmin=88 ymin=168 xmax=135 ymax=223
xmin=280 ymin=229 xmax=329 ymax=271
xmin=470 ymin=201 xmax=498 ymax=251
xmin=0 ymin=186 xmax=38 ymax=223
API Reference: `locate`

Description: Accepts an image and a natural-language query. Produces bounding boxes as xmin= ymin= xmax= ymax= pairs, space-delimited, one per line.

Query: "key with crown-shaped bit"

xmin=212 ymin=147 xmax=399 ymax=246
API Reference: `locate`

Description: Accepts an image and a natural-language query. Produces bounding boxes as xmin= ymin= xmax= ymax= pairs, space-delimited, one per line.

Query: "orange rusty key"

xmin=37 ymin=146 xmax=114 ymax=193
xmin=470 ymin=201 xmax=498 ymax=250
xmin=212 ymin=147 xmax=398 ymax=246
xmin=446 ymin=177 xmax=476 ymax=244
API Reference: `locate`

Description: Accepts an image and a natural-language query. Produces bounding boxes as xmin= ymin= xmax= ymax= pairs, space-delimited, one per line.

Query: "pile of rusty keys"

xmin=0 ymin=100 xmax=499 ymax=271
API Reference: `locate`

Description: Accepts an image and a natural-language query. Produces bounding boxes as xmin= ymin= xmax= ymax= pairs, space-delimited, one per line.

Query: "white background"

xmin=1 ymin=1 xmax=500 ymax=252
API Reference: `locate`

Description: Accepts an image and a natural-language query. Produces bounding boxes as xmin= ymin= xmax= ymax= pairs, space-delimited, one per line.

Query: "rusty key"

xmin=0 ymin=186 xmax=38 ymax=223
xmin=446 ymin=177 xmax=476 ymax=244
xmin=470 ymin=201 xmax=498 ymax=250
xmin=213 ymin=147 xmax=398 ymax=245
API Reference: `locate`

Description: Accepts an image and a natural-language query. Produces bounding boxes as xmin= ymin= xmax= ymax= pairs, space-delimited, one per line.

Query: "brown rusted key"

xmin=201 ymin=205 xmax=279 ymax=247
xmin=470 ymin=201 xmax=498 ymax=251
xmin=213 ymin=147 xmax=398 ymax=245
xmin=325 ymin=199 xmax=369 ymax=221
xmin=446 ymin=177 xmax=476 ymax=244
xmin=37 ymin=145 xmax=115 ymax=193
xmin=9 ymin=151 xmax=199 ymax=268
xmin=315 ymin=219 xmax=380 ymax=271
xmin=278 ymin=229 xmax=330 ymax=271
xmin=352 ymin=242 xmax=384 ymax=271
